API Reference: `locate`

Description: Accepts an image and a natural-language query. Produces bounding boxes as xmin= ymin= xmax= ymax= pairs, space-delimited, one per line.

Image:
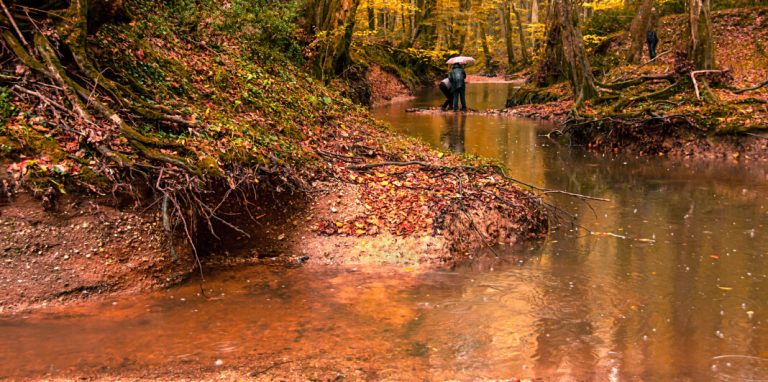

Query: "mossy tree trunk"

xmin=687 ymin=0 xmax=715 ymax=69
xmin=536 ymin=0 xmax=598 ymax=106
xmin=304 ymin=0 xmax=362 ymax=81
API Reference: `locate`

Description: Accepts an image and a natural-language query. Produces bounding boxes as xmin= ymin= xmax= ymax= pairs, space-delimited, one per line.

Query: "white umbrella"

xmin=446 ymin=56 xmax=475 ymax=66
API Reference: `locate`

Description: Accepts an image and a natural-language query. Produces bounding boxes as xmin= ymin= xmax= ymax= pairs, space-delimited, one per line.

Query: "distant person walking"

xmin=438 ymin=77 xmax=453 ymax=111
xmin=646 ymin=30 xmax=659 ymax=60
xmin=449 ymin=63 xmax=467 ymax=112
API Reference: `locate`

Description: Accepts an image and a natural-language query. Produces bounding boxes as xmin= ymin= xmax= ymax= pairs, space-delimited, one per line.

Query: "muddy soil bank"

xmin=0 ymin=194 xmax=194 ymax=315
xmin=1 ymin=172 xmax=546 ymax=316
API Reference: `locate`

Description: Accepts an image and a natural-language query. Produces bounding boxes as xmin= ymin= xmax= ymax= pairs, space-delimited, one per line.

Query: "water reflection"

xmin=441 ymin=113 xmax=466 ymax=153
xmin=2 ymin=84 xmax=768 ymax=380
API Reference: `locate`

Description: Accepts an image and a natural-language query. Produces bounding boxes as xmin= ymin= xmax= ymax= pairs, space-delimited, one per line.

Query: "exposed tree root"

xmin=0 ymin=1 xmax=235 ymax=275
xmin=729 ymin=79 xmax=768 ymax=94
xmin=596 ymin=72 xmax=676 ymax=91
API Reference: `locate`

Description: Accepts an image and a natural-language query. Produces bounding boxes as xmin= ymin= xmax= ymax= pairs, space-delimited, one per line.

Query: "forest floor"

xmin=0 ymin=1 xmax=550 ymax=315
xmin=507 ymin=6 xmax=768 ymax=161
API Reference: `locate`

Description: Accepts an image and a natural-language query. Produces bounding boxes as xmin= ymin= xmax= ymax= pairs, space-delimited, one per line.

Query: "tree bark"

xmin=501 ymin=0 xmax=516 ymax=69
xmin=627 ymin=0 xmax=654 ymax=64
xmin=304 ymin=0 xmax=362 ymax=80
xmin=536 ymin=0 xmax=598 ymax=105
xmin=687 ymin=0 xmax=714 ymax=69
xmin=511 ymin=2 xmax=529 ymax=65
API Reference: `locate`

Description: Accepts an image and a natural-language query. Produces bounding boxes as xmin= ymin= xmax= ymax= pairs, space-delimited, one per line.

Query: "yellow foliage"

xmin=583 ymin=0 xmax=624 ymax=11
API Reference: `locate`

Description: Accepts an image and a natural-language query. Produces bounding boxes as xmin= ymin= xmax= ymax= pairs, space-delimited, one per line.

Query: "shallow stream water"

xmin=3 ymin=83 xmax=768 ymax=380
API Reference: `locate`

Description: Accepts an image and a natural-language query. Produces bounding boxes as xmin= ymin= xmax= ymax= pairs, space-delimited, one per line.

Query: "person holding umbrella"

xmin=449 ymin=63 xmax=467 ymax=112
xmin=446 ymin=56 xmax=473 ymax=112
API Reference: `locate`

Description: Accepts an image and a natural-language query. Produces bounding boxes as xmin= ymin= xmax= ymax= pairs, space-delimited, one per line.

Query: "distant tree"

xmin=409 ymin=0 xmax=437 ymax=48
xmin=500 ymin=0 xmax=516 ymax=68
xmin=627 ymin=0 xmax=655 ymax=64
xmin=510 ymin=2 xmax=530 ymax=65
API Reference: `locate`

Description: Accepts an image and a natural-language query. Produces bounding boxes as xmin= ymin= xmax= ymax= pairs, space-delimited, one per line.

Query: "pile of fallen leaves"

xmin=306 ymin=114 xmax=548 ymax=247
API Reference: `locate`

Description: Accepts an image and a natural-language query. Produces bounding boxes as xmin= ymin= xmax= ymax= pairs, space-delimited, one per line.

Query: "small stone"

xmin=63 ymin=255 xmax=70 ymax=260
xmin=277 ymin=234 xmax=286 ymax=241
xmin=214 ymin=359 xmax=224 ymax=366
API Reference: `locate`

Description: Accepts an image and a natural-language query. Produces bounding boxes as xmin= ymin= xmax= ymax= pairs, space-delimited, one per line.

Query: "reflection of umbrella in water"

xmin=446 ymin=56 xmax=475 ymax=66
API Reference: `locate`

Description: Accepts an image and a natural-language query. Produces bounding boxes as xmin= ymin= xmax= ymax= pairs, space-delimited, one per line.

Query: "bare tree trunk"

xmin=501 ymin=0 xmax=516 ymax=69
xmin=688 ymin=0 xmax=714 ymax=69
xmin=479 ymin=22 xmax=494 ymax=73
xmin=536 ymin=0 xmax=598 ymax=105
xmin=377 ymin=11 xmax=386 ymax=35
xmin=367 ymin=5 xmax=375 ymax=30
xmin=627 ymin=0 xmax=654 ymax=64
xmin=511 ymin=2 xmax=529 ymax=65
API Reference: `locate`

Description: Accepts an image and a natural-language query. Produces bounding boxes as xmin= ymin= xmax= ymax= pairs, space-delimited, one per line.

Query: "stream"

xmin=2 ymin=83 xmax=768 ymax=380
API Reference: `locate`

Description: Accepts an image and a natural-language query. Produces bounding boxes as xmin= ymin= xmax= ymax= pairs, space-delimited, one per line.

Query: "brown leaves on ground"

xmin=306 ymin=116 xmax=547 ymax=247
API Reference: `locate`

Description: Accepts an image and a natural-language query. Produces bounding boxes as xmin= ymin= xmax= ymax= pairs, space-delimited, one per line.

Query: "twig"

xmin=250 ymin=359 xmax=302 ymax=377
xmin=486 ymin=164 xmax=610 ymax=202
xmin=0 ymin=0 xmax=31 ymax=52
xmin=347 ymin=160 xmax=436 ymax=170
xmin=166 ymin=188 xmax=207 ymax=298
xmin=638 ymin=50 xmax=671 ymax=68
xmin=450 ymin=172 xmax=501 ymax=257
xmin=745 ymin=132 xmax=768 ymax=139
xmin=11 ymin=85 xmax=68 ymax=112
xmin=161 ymin=195 xmax=178 ymax=261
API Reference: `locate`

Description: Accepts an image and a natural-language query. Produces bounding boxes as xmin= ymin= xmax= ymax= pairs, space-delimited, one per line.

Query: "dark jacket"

xmin=646 ymin=31 xmax=658 ymax=44
xmin=449 ymin=64 xmax=466 ymax=89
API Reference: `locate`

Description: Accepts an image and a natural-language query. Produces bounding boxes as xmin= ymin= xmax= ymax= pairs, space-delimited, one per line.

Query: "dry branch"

xmin=690 ymin=69 xmax=727 ymax=100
